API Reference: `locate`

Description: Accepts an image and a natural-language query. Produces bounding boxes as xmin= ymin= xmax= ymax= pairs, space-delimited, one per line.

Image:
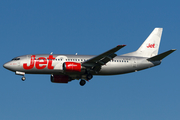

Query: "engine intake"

xmin=63 ymin=62 xmax=81 ymax=72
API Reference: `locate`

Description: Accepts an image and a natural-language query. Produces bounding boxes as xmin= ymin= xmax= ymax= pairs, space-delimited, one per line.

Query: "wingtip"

xmin=117 ymin=45 xmax=126 ymax=47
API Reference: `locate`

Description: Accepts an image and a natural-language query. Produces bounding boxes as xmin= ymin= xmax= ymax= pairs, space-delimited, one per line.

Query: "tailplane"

xmin=122 ymin=28 xmax=163 ymax=57
xmin=147 ymin=49 xmax=176 ymax=61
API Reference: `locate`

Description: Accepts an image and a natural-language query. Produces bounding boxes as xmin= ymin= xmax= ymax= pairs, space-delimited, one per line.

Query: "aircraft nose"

xmin=3 ymin=63 xmax=9 ymax=69
xmin=3 ymin=62 xmax=12 ymax=70
xmin=3 ymin=61 xmax=20 ymax=71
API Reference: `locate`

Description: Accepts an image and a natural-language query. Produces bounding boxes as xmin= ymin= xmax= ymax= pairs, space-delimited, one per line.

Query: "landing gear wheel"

xmin=21 ymin=76 xmax=26 ymax=81
xmin=79 ymin=80 xmax=86 ymax=86
xmin=86 ymin=74 xmax=93 ymax=80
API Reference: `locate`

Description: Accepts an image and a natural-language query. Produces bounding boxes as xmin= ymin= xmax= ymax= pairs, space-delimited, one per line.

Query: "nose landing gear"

xmin=21 ymin=76 xmax=26 ymax=81
xmin=16 ymin=71 xmax=26 ymax=81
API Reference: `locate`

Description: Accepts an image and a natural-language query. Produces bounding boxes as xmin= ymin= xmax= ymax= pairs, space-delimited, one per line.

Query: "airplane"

xmin=3 ymin=28 xmax=176 ymax=86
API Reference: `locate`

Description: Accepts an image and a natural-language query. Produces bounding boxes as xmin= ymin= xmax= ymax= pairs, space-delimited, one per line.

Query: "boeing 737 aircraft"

xmin=3 ymin=28 xmax=176 ymax=86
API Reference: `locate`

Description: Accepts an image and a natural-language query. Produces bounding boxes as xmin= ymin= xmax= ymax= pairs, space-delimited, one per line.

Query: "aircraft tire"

xmin=21 ymin=76 xmax=26 ymax=81
xmin=86 ymin=74 xmax=93 ymax=80
xmin=80 ymin=80 xmax=86 ymax=86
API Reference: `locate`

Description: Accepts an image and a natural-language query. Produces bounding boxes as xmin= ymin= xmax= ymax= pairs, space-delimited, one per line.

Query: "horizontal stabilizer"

xmin=147 ymin=49 xmax=176 ymax=61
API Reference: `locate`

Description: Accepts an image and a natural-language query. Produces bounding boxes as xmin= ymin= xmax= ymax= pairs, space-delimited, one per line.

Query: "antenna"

xmin=50 ymin=52 xmax=53 ymax=55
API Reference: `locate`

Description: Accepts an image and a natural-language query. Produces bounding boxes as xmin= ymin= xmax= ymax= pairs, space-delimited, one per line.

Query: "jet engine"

xmin=63 ymin=62 xmax=82 ymax=72
xmin=51 ymin=75 xmax=69 ymax=83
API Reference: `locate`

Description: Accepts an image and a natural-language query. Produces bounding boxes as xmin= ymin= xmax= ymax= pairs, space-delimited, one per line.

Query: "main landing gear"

xmin=79 ymin=79 xmax=86 ymax=86
xmin=86 ymin=74 xmax=93 ymax=80
xmin=79 ymin=74 xmax=93 ymax=86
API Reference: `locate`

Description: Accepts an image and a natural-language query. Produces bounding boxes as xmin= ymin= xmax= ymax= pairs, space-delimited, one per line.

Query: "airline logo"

xmin=23 ymin=55 xmax=55 ymax=70
xmin=147 ymin=43 xmax=155 ymax=48
xmin=67 ymin=64 xmax=78 ymax=67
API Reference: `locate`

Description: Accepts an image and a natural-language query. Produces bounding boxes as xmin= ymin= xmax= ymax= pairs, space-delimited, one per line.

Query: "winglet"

xmin=147 ymin=49 xmax=176 ymax=61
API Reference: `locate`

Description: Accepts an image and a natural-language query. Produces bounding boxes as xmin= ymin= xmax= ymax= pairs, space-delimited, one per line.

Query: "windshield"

xmin=11 ymin=57 xmax=20 ymax=61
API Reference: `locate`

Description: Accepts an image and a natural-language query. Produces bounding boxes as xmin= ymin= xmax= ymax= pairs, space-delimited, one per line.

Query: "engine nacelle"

xmin=63 ymin=62 xmax=81 ymax=72
xmin=51 ymin=75 xmax=69 ymax=83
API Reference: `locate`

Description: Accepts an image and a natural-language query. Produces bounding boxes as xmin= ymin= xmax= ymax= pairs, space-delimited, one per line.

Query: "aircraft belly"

xmin=97 ymin=59 xmax=159 ymax=75
xmin=136 ymin=60 xmax=160 ymax=70
xmin=19 ymin=68 xmax=60 ymax=74
xmin=98 ymin=63 xmax=134 ymax=75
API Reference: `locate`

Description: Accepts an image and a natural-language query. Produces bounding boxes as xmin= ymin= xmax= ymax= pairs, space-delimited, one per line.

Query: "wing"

xmin=82 ymin=45 xmax=126 ymax=72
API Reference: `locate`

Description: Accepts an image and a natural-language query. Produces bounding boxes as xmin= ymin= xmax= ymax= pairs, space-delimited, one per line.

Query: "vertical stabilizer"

xmin=122 ymin=28 xmax=163 ymax=57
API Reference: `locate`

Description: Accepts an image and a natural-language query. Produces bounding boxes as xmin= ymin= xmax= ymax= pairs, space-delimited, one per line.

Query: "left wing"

xmin=82 ymin=45 xmax=126 ymax=71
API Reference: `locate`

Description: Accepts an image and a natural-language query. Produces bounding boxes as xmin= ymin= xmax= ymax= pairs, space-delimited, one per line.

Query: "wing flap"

xmin=82 ymin=45 xmax=126 ymax=67
xmin=97 ymin=53 xmax=117 ymax=65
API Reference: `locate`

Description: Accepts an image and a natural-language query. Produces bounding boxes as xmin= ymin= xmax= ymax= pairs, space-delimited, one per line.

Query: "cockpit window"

xmin=11 ymin=57 xmax=20 ymax=61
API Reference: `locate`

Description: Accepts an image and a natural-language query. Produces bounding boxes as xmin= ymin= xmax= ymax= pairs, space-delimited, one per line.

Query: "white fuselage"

xmin=3 ymin=54 xmax=160 ymax=76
